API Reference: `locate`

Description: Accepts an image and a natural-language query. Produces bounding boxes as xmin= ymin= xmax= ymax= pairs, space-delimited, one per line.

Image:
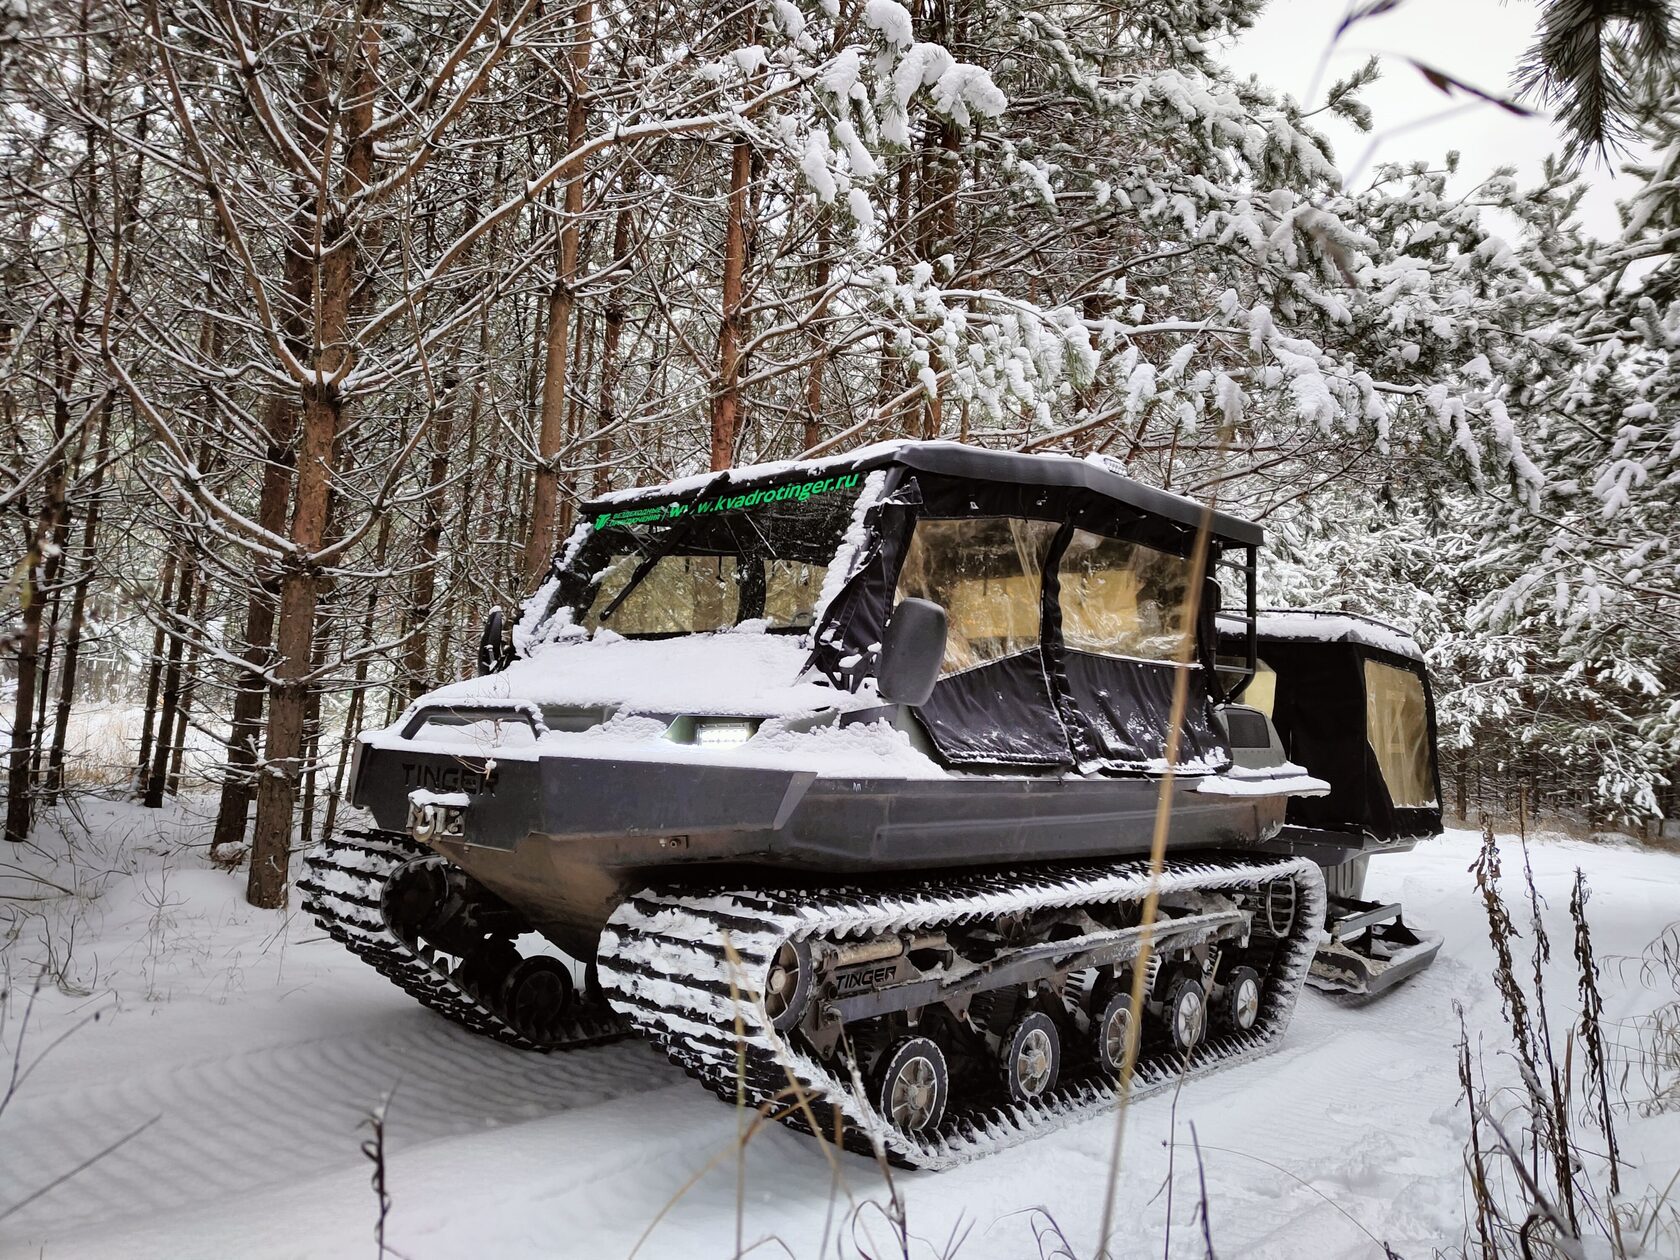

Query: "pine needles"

xmin=1514 ymin=0 xmax=1675 ymax=166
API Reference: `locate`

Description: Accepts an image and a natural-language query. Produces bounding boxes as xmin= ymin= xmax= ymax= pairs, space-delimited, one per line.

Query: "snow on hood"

xmin=409 ymin=627 xmax=865 ymax=718
xmin=365 ymin=626 xmax=953 ymax=780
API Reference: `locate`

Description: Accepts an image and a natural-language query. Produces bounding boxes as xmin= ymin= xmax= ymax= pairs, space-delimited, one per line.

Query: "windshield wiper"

xmin=597 ymin=472 xmax=731 ymax=624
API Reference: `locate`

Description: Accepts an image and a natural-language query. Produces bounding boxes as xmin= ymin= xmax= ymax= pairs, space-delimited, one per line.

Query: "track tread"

xmin=300 ymin=828 xmax=627 ymax=1053
xmin=599 ymin=854 xmax=1326 ymax=1168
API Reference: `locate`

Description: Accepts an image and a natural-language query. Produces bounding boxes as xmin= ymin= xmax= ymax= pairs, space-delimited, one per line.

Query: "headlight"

xmin=692 ymin=718 xmax=758 ymax=749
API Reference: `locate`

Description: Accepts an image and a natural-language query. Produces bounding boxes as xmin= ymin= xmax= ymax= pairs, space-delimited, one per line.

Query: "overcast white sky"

xmin=1222 ymin=0 xmax=1641 ymax=239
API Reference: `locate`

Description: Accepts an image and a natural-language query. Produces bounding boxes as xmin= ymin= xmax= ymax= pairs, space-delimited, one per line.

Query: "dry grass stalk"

xmin=1569 ymin=870 xmax=1620 ymax=1196
xmin=360 ymin=1092 xmax=394 ymax=1260
xmin=1453 ymin=822 xmax=1658 ymax=1259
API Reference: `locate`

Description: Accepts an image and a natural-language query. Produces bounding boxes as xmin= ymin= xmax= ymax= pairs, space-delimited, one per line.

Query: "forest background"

xmin=4 ymin=0 xmax=1679 ymax=909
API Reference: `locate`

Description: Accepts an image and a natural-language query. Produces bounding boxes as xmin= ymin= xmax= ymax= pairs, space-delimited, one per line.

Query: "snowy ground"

xmin=3 ymin=799 xmax=1678 ymax=1259
xmin=0 ymin=702 xmax=240 ymax=789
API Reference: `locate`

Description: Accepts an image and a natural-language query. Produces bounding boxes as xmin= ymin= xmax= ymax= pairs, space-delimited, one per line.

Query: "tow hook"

xmin=408 ymin=797 xmax=467 ymax=842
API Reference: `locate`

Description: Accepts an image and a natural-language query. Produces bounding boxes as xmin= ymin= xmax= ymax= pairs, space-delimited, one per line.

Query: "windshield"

xmin=569 ymin=472 xmax=865 ymax=637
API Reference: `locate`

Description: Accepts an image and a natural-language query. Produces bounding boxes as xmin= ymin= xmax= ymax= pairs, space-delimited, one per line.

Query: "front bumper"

xmin=353 ymin=742 xmax=817 ymax=857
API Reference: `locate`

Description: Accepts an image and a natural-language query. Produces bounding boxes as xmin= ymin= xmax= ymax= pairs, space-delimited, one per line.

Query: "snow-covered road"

xmin=3 ymin=809 xmax=1677 ymax=1259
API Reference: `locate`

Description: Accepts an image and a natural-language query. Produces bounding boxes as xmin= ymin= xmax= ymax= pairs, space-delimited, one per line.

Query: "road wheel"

xmin=1222 ymin=965 xmax=1263 ymax=1033
xmin=456 ymin=941 xmax=520 ymax=1003
xmin=1001 ymin=1010 xmax=1061 ymax=1104
xmin=762 ymin=938 xmax=812 ymax=1033
xmin=1163 ymin=974 xmax=1207 ymax=1054
xmin=1093 ymin=988 xmax=1138 ymax=1076
xmin=502 ymin=956 xmax=574 ymax=1043
xmin=873 ymin=1035 xmax=949 ymax=1135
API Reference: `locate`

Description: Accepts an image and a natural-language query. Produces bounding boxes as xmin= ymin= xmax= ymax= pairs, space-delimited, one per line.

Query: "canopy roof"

xmin=1225 ymin=610 xmax=1425 ymax=662
xmin=582 ymin=441 xmax=1264 ymax=548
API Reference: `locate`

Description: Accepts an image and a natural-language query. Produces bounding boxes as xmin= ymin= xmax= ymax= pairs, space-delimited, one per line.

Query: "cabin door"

xmin=1043 ymin=527 xmax=1227 ymax=771
xmin=891 ymin=515 xmax=1073 ymax=767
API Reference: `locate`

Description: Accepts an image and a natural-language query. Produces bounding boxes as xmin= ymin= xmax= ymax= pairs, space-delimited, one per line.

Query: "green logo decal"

xmin=593 ymin=473 xmax=861 ymax=531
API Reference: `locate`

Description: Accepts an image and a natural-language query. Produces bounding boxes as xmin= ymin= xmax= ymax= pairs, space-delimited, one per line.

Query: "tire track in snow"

xmin=0 ymin=1007 xmax=676 ymax=1238
xmin=1165 ymin=947 xmax=1481 ymax=1255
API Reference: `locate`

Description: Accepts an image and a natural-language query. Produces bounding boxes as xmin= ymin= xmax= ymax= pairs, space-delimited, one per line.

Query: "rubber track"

xmin=299 ymin=828 xmax=626 ymax=1052
xmin=598 ymin=854 xmax=1326 ymax=1168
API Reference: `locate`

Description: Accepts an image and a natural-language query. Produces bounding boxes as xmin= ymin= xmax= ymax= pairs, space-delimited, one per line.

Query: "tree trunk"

xmin=4 ymin=482 xmax=64 ymax=843
xmin=558 ymin=305 xmax=593 ymax=543
xmin=133 ymin=547 xmax=177 ymax=796
xmin=438 ymin=321 xmax=488 ymax=682
xmin=166 ymin=570 xmax=212 ymax=795
xmin=46 ymin=402 xmax=113 ymax=801
xmin=711 ymin=139 xmax=753 ymax=471
xmin=521 ymin=0 xmax=593 ymax=584
xmin=591 ymin=191 xmax=635 ymax=495
xmin=218 ymin=114 xmax=300 ymax=872
xmin=245 ymin=14 xmax=379 ymax=909
xmin=323 ymin=686 xmax=364 ymax=843
xmin=325 ymin=515 xmax=391 ymax=840
xmin=404 ymin=385 xmax=454 ymax=698
xmin=19 ymin=57 xmax=107 ymax=818
xmin=210 ymin=401 xmax=304 ymax=849
xmin=145 ymin=549 xmax=196 ymax=807
xmin=6 ymin=392 xmax=80 ymax=837
xmin=297 ymin=613 xmax=331 ymax=854
xmin=211 ymin=144 xmax=312 ymax=855
xmin=803 ymin=218 xmax=834 ymax=453
xmin=30 ymin=565 xmax=66 ymax=785
xmin=247 ymin=390 xmax=339 ymax=906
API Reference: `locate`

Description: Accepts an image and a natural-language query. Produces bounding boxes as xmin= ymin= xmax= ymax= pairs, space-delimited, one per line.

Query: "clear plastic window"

xmin=895 ymin=517 xmax=1057 ymax=675
xmin=567 ymin=474 xmax=865 ymax=638
xmin=1057 ymin=529 xmax=1193 ymax=661
xmin=1364 ymin=659 xmax=1437 ymax=808
xmin=583 ymin=553 xmax=741 ymax=635
xmin=1240 ymin=660 xmax=1277 ymax=718
xmin=764 ymin=560 xmax=828 ymax=630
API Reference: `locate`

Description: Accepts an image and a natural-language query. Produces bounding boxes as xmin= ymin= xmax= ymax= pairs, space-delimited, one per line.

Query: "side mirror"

xmin=477 ymin=607 xmax=508 ymax=676
xmin=877 ymin=598 xmax=947 ymax=706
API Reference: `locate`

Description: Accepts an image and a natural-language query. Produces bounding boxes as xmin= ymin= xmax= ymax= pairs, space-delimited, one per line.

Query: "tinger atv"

xmin=303 ymin=441 xmax=1444 ymax=1165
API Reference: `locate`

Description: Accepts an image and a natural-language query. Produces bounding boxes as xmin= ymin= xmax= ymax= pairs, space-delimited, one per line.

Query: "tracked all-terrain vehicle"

xmin=303 ymin=442 xmax=1444 ymax=1166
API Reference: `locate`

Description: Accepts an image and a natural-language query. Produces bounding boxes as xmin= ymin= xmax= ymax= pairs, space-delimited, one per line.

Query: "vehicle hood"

xmin=411 ymin=626 xmax=865 ymax=718
xmin=361 ymin=626 xmax=951 ymax=781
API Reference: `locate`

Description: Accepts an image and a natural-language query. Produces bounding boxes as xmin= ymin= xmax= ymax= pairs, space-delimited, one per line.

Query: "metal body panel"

xmin=354 ymin=741 xmax=1282 ymax=954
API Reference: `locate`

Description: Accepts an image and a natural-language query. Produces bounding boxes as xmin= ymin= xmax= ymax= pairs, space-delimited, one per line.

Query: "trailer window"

xmin=895 ymin=517 xmax=1057 ymax=675
xmin=1364 ymin=659 xmax=1436 ymax=808
xmin=1240 ymin=660 xmax=1277 ymax=717
xmin=1057 ymin=529 xmax=1193 ymax=662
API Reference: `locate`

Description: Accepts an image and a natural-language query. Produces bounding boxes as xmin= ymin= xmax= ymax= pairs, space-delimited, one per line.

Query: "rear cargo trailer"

xmin=1218 ymin=610 xmax=1446 ymax=997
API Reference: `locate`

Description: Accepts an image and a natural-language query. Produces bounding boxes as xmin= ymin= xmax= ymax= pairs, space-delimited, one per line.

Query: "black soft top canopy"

xmin=559 ymin=440 xmax=1264 ymax=775
xmin=582 ymin=441 xmax=1264 ymax=549
xmin=1238 ymin=610 xmax=1425 ymax=662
